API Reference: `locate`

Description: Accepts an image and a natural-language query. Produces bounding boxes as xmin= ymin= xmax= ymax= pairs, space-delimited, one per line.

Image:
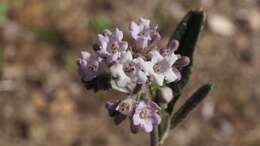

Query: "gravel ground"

xmin=1 ymin=0 xmax=260 ymax=146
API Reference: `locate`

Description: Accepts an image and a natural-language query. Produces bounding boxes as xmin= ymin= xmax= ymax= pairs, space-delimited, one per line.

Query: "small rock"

xmin=202 ymin=100 xmax=215 ymax=120
xmin=249 ymin=10 xmax=260 ymax=31
xmin=208 ymin=14 xmax=235 ymax=36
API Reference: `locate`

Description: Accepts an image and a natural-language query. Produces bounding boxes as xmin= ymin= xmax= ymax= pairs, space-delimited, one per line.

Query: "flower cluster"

xmin=77 ymin=18 xmax=190 ymax=133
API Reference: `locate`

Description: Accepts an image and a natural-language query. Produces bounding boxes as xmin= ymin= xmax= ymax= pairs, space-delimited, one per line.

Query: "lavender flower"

xmin=132 ymin=101 xmax=161 ymax=133
xmin=129 ymin=18 xmax=160 ymax=50
xmin=96 ymin=28 xmax=128 ymax=63
xmin=120 ymin=51 xmax=148 ymax=84
xmin=109 ymin=62 xmax=132 ymax=88
xmin=160 ymin=40 xmax=179 ymax=57
xmin=76 ymin=51 xmax=106 ymax=81
xmin=147 ymin=50 xmax=179 ymax=86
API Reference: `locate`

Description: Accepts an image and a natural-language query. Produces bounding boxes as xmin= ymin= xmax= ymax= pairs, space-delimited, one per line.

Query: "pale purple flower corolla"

xmin=120 ymin=51 xmax=148 ymax=84
xmin=132 ymin=101 xmax=161 ymax=133
xmin=76 ymin=51 xmax=106 ymax=81
xmin=96 ymin=28 xmax=128 ymax=63
xmin=172 ymin=56 xmax=190 ymax=81
xmin=129 ymin=18 xmax=161 ymax=49
xmin=147 ymin=50 xmax=178 ymax=86
xmin=159 ymin=39 xmax=190 ymax=82
xmin=109 ymin=62 xmax=132 ymax=88
xmin=160 ymin=40 xmax=179 ymax=57
xmin=159 ymin=39 xmax=190 ymax=68
xmin=130 ymin=119 xmax=140 ymax=134
xmin=175 ymin=56 xmax=190 ymax=68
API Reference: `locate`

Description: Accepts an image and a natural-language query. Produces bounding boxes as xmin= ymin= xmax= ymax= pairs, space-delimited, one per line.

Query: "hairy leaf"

xmin=171 ymin=84 xmax=213 ymax=129
xmin=166 ymin=10 xmax=206 ymax=113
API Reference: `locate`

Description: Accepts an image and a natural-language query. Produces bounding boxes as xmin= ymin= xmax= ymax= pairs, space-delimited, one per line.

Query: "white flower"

xmin=96 ymin=28 xmax=128 ymax=63
xmin=110 ymin=62 xmax=131 ymax=88
xmin=147 ymin=50 xmax=179 ymax=86
xmin=76 ymin=51 xmax=106 ymax=81
xmin=120 ymin=51 xmax=148 ymax=84
xmin=132 ymin=101 xmax=161 ymax=133
xmin=129 ymin=18 xmax=160 ymax=50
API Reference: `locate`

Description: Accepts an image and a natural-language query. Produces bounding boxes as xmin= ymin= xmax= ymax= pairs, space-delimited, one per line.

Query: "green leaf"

xmin=150 ymin=82 xmax=160 ymax=98
xmin=89 ymin=16 xmax=112 ymax=33
xmin=171 ymin=84 xmax=213 ymax=129
xmin=166 ymin=10 xmax=206 ymax=114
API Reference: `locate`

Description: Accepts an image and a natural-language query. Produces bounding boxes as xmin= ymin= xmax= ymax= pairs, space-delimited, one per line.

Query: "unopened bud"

xmin=175 ymin=56 xmax=190 ymax=68
xmin=159 ymin=87 xmax=173 ymax=103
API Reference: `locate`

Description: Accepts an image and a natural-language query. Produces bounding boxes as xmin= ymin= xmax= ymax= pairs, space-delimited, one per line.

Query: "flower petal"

xmin=113 ymin=28 xmax=123 ymax=41
xmin=149 ymin=101 xmax=160 ymax=112
xmin=174 ymin=56 xmax=190 ymax=67
xmin=165 ymin=53 xmax=178 ymax=66
xmin=119 ymin=41 xmax=128 ymax=52
xmin=133 ymin=113 xmax=142 ymax=125
xmin=152 ymin=73 xmax=164 ymax=86
xmin=168 ymin=40 xmax=179 ymax=52
xmin=143 ymin=119 xmax=153 ymax=133
xmin=151 ymin=114 xmax=161 ymax=126
xmin=136 ymin=37 xmax=149 ymax=49
xmin=138 ymin=17 xmax=150 ymax=29
xmin=149 ymin=50 xmax=163 ymax=63
xmin=120 ymin=51 xmax=133 ymax=64
xmin=129 ymin=21 xmax=140 ymax=39
xmin=164 ymin=69 xmax=178 ymax=83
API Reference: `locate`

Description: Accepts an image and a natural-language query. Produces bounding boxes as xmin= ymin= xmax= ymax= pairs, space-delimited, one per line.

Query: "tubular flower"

xmin=132 ymin=101 xmax=161 ymax=133
xmin=129 ymin=17 xmax=160 ymax=50
xmin=96 ymin=28 xmax=128 ymax=63
xmin=148 ymin=50 xmax=179 ymax=86
xmin=76 ymin=51 xmax=106 ymax=81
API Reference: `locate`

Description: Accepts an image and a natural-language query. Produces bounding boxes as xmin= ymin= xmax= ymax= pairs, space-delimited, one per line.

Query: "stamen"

xmin=88 ymin=64 xmax=98 ymax=72
xmin=111 ymin=43 xmax=118 ymax=53
xmin=153 ymin=63 xmax=161 ymax=73
xmin=139 ymin=109 xmax=149 ymax=119
xmin=124 ymin=62 xmax=135 ymax=73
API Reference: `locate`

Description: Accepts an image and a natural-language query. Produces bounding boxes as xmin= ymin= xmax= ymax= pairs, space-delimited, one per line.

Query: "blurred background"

xmin=0 ymin=0 xmax=260 ymax=146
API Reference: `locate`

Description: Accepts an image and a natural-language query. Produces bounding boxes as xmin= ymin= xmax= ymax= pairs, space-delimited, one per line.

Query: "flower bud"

xmin=175 ymin=56 xmax=190 ymax=68
xmin=158 ymin=87 xmax=173 ymax=103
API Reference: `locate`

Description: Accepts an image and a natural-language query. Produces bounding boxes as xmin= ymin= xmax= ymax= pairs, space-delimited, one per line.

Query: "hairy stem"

xmin=150 ymin=126 xmax=160 ymax=146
